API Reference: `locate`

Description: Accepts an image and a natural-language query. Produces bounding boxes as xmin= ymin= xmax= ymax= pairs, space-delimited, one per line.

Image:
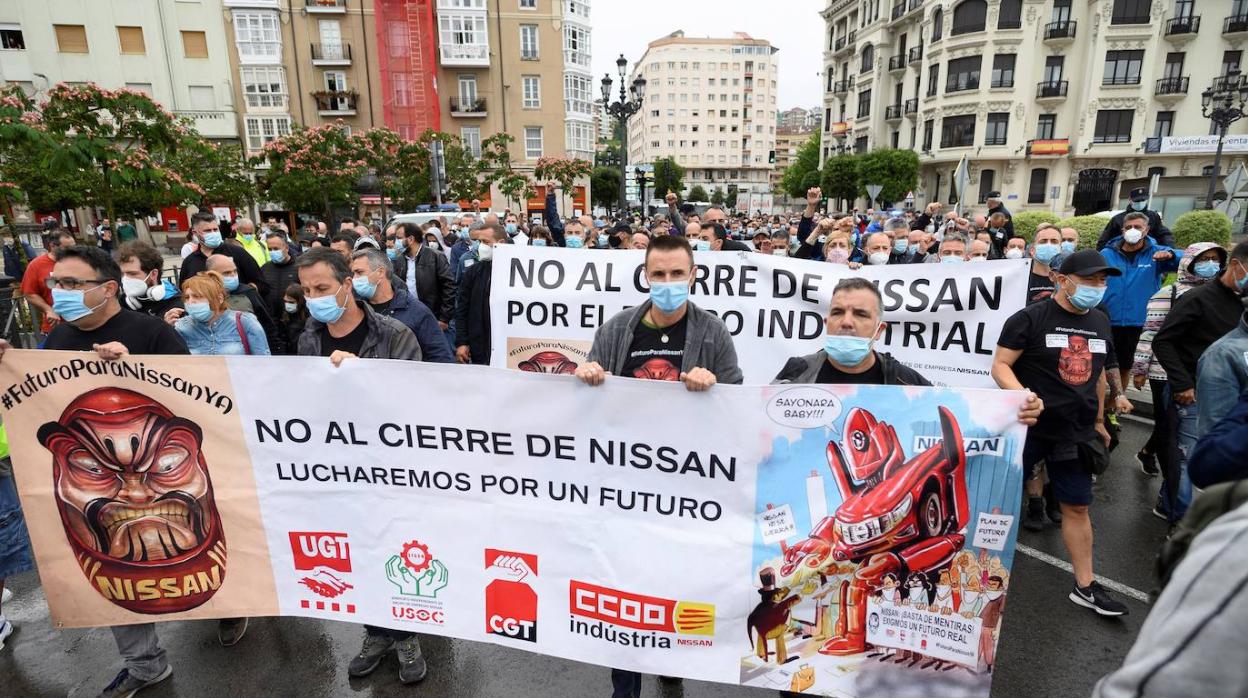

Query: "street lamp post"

xmin=1201 ymin=73 xmax=1248 ymax=209
xmin=601 ymin=54 xmax=647 ymax=216
xmin=634 ymin=167 xmax=646 ymax=216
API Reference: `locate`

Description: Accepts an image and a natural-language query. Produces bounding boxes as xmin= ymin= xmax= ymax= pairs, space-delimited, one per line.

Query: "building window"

xmin=181 ymin=30 xmax=208 ymax=59
xmin=244 ymin=115 xmax=291 ymax=152
xmin=461 ymin=126 xmax=482 ymax=158
xmin=233 ymin=11 xmax=281 ymax=62
xmin=1147 ymin=166 xmax=1166 ymax=179
xmin=985 ymin=113 xmax=1009 ymax=145
xmin=519 ymin=0 xmax=535 ymax=7
xmin=854 ymin=136 xmax=869 ymax=153
xmin=940 ymin=114 xmax=976 ymax=148
xmin=978 ymin=169 xmax=996 ymax=203
xmin=1032 ymin=114 xmax=1056 ymax=141
xmin=240 ymin=67 xmax=287 ymax=108
xmin=1222 ymin=50 xmax=1242 ymax=76
xmin=117 ymin=26 xmax=146 ymax=55
xmin=931 ymin=8 xmax=944 ymax=42
xmin=522 ymin=76 xmax=541 ymax=108
xmin=922 ymin=119 xmax=934 ymax=150
xmin=1111 ymin=0 xmax=1151 ymax=24
xmin=856 ymin=89 xmax=872 ymax=118
xmin=438 ymin=12 xmax=489 ymax=62
xmin=524 ymin=126 xmax=544 ymax=158
xmin=1163 ymin=52 xmax=1185 ymax=79
xmin=564 ymin=73 xmax=592 ymax=116
xmin=998 ymin=0 xmax=1023 ymax=29
xmin=520 ymin=24 xmax=538 ymax=59
xmin=1103 ymin=50 xmax=1144 ymax=85
xmin=566 ymin=121 xmax=593 ymax=155
xmin=0 ymin=24 xmax=25 ymax=50
xmin=951 ymin=0 xmax=988 ymax=35
xmin=54 ymin=24 xmax=89 ymax=53
xmin=860 ymin=45 xmax=874 ymax=74
xmin=1027 ymin=168 xmax=1048 ymax=204
xmin=1154 ymin=110 xmax=1174 ymax=138
xmin=392 ymin=73 xmax=412 ymax=106
xmin=991 ymin=54 xmax=1015 ymax=88
xmin=563 ymin=24 xmax=591 ymax=69
xmin=946 ymin=56 xmax=981 ymax=93
xmin=927 ymin=64 xmax=939 ymax=96
xmin=1093 ymin=109 xmax=1134 ymax=143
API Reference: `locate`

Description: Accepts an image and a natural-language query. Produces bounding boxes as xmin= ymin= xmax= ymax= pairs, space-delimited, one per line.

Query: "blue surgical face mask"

xmin=185 ymin=301 xmax=213 ymax=323
xmin=51 ymin=286 xmax=105 ymax=322
xmin=352 ymin=274 xmax=378 ymax=300
xmin=201 ymin=231 xmax=223 ymax=248
xmin=908 ymin=243 xmax=921 ymax=255
xmin=306 ymin=285 xmax=348 ymax=323
xmin=471 ymin=240 xmax=481 ymax=253
xmin=269 ymin=250 xmax=284 ymax=264
xmin=940 ymin=255 xmax=964 ymax=264
xmin=1068 ymin=281 xmax=1106 ymax=311
xmin=457 ymin=229 xmax=470 ymax=240
xmin=1130 ymin=200 xmax=1147 ymax=211
xmin=531 ymin=238 xmax=547 ymax=247
xmin=649 ymin=280 xmax=690 ymax=313
xmin=506 ymin=223 xmax=517 ymax=234
xmin=1060 ymin=241 xmax=1077 ymax=254
xmin=597 ymin=233 xmax=610 ymax=247
xmin=1034 ymin=243 xmax=1060 ymax=264
xmin=241 ymin=234 xmax=254 ymax=242
xmin=1235 ymin=260 xmax=1248 ymax=290
xmin=566 ymin=236 xmax=584 ymax=249
xmin=386 ymin=248 xmax=398 ymax=261
xmin=223 ymin=276 xmax=240 ymax=292
xmin=893 ymin=239 xmax=907 ymax=254
xmin=824 ymin=331 xmax=876 ymax=367
xmin=284 ymin=301 xmax=298 ymax=314
xmin=1193 ymin=260 xmax=1221 ymax=279
xmin=694 ymin=240 xmax=711 ymax=252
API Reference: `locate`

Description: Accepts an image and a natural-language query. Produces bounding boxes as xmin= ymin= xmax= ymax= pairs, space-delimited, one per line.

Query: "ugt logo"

xmin=386 ymin=539 xmax=449 ymax=598
xmin=289 ymin=531 xmax=355 ymax=614
xmin=485 ymin=549 xmax=538 ymax=643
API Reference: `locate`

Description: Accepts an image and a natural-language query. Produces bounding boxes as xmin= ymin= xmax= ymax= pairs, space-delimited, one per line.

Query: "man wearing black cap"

xmin=1097 ymin=187 xmax=1175 ymax=250
xmin=992 ymin=249 xmax=1129 ymax=618
xmin=984 ymin=191 xmax=1015 ymax=241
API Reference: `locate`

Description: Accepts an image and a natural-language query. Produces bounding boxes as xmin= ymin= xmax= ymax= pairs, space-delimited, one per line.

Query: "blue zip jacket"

xmin=374 ymin=286 xmax=454 ymax=363
xmin=1196 ymin=311 xmax=1248 ymax=438
xmin=1189 ymin=391 xmax=1248 ymax=489
xmin=1100 ymin=236 xmax=1181 ymax=327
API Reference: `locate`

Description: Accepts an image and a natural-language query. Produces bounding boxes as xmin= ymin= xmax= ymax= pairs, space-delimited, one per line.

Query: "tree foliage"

xmin=590 ymin=167 xmax=621 ymax=213
xmin=710 ymin=187 xmax=725 ymax=205
xmin=1011 ymin=211 xmax=1062 ymax=242
xmin=780 ymin=132 xmax=821 ymax=199
xmin=535 ymin=156 xmax=591 ymax=191
xmin=1057 ymin=216 xmax=1107 ymax=250
xmin=688 ymin=184 xmax=709 ymax=202
xmin=820 ymin=154 xmax=859 ymax=209
xmin=725 ymin=184 xmax=738 ymax=210
xmin=255 ymin=122 xmax=365 ymax=221
xmin=652 ymin=157 xmax=685 ymax=200
xmin=170 ymin=139 xmax=254 ymax=210
xmin=855 ymin=148 xmax=919 ymax=205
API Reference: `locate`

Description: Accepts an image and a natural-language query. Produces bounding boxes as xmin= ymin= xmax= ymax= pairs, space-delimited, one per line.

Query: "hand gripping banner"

xmin=1 ymin=352 xmax=1027 ymax=696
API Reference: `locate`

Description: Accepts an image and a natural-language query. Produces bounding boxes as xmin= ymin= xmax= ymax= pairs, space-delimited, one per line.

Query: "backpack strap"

xmin=234 ymin=312 xmax=251 ymax=355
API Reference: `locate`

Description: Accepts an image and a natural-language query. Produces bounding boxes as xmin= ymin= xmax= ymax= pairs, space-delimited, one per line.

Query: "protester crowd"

xmin=0 ymin=178 xmax=1245 ymax=698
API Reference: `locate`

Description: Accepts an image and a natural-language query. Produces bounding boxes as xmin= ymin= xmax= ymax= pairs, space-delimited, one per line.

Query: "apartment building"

xmin=820 ymin=0 xmax=1248 ymax=218
xmin=0 ymin=0 xmax=238 ymax=144
xmin=626 ymin=31 xmax=779 ymax=205
xmin=777 ymin=106 xmax=821 ymax=132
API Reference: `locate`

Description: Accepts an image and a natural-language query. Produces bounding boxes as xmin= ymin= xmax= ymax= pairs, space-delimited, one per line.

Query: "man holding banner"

xmin=573 ymin=234 xmax=741 ymax=697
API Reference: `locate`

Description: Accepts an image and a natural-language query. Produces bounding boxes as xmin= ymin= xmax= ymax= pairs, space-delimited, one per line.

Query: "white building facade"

xmin=820 ymin=0 xmax=1248 ymax=219
xmin=626 ymin=31 xmax=779 ymax=205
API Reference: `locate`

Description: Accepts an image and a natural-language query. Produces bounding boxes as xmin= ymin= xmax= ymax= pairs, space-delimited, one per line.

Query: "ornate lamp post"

xmin=1201 ymin=73 xmax=1248 ymax=208
xmin=601 ymin=54 xmax=646 ymax=215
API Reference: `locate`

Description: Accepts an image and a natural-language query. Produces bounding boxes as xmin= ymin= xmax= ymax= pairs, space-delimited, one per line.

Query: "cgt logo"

xmin=484 ymin=549 xmax=538 ymax=643
xmin=289 ymin=531 xmax=355 ymax=614
xmin=569 ymin=581 xmax=713 ymax=649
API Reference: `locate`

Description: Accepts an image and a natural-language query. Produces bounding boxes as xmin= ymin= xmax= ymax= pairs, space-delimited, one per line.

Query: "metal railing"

xmin=449 ymin=96 xmax=487 ymax=113
xmin=1044 ymin=20 xmax=1077 ymax=40
xmin=1155 ymin=76 xmax=1190 ymax=95
xmin=1036 ymin=80 xmax=1069 ymax=98
xmin=1165 ymin=15 xmax=1201 ymax=35
xmin=310 ymin=43 xmax=351 ymax=61
xmin=888 ymin=55 xmax=906 ymax=71
xmin=1226 ymin=14 xmax=1248 ymax=33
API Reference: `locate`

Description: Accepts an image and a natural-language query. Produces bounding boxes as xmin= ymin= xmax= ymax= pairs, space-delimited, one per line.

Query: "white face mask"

xmin=984 ymin=589 xmax=1004 ymax=601
xmin=121 ymin=276 xmax=150 ymax=299
xmin=868 ymin=251 xmax=890 ymax=265
xmin=1005 ymin=248 xmax=1024 ymax=259
xmin=1123 ymin=229 xmax=1144 ymax=245
xmin=477 ymin=243 xmax=494 ymax=261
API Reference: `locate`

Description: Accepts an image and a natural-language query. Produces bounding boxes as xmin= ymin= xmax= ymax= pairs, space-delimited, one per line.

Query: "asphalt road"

xmin=0 ymin=418 xmax=1166 ymax=698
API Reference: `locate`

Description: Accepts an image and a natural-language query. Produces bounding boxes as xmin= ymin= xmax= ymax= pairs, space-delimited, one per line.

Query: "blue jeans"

xmin=0 ymin=473 xmax=33 ymax=579
xmin=1157 ymin=388 xmax=1196 ymax=522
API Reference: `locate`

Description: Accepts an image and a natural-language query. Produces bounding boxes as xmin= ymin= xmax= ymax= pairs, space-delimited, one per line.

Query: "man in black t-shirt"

xmin=993 ymin=249 xmax=1129 ymax=618
xmin=0 ymin=245 xmax=187 ymax=698
xmin=1026 ymin=225 xmax=1062 ymax=305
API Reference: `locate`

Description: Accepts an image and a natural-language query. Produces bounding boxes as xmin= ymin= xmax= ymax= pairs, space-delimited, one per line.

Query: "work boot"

xmin=1023 ymin=496 xmax=1046 ymax=532
xmin=347 ymin=632 xmax=394 ymax=678
xmin=217 ymin=618 xmax=248 ymax=647
xmin=396 ymin=636 xmax=427 ymax=684
xmin=96 ymin=666 xmax=173 ymax=698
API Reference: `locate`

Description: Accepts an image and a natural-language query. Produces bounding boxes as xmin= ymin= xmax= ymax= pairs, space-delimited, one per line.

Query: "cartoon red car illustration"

xmin=776 ymin=406 xmax=969 ymax=655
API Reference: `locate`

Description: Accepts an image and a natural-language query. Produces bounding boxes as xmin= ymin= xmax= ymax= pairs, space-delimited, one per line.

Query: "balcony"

xmin=885 ymin=104 xmax=903 ymax=121
xmin=1165 ymin=15 xmax=1201 ymax=40
xmin=564 ymin=49 xmax=591 ymax=70
xmin=1155 ymin=76 xmax=1190 ymax=99
xmin=440 ymin=42 xmax=489 ymax=67
xmin=313 ymin=90 xmax=357 ymax=115
xmin=908 ymin=45 xmax=923 ymax=64
xmin=310 ymin=42 xmax=351 ymax=65
xmin=1226 ymin=14 xmax=1248 ymax=36
xmin=1103 ymin=74 xmax=1141 ymax=86
xmin=305 ymin=0 xmax=347 ymax=11
xmin=904 ymin=97 xmax=918 ymax=116
xmin=832 ymin=79 xmax=851 ymax=95
xmin=1027 ymin=139 xmax=1070 ymax=156
xmin=1211 ymin=73 xmax=1246 ymax=92
xmin=888 ymin=54 xmax=907 ymax=73
xmin=1043 ymin=19 xmax=1077 ymax=42
xmin=891 ymin=3 xmax=905 ymax=22
xmin=833 ymin=30 xmax=856 ymax=55
xmin=449 ymin=96 xmax=487 ymax=117
xmin=908 ymin=0 xmax=922 ymax=12
xmin=945 ymin=77 xmax=980 ymax=94
xmin=1036 ymin=80 xmax=1068 ymax=100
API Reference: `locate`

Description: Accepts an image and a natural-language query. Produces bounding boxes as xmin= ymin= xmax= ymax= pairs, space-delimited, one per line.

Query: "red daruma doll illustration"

xmin=485 ymin=549 xmax=538 ymax=642
xmin=37 ymin=388 xmax=227 ymax=614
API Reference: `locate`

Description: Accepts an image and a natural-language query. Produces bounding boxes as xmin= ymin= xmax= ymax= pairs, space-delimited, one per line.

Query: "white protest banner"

xmin=489 ymin=246 xmax=1030 ymax=387
xmin=2 ymin=351 xmax=1026 ymax=695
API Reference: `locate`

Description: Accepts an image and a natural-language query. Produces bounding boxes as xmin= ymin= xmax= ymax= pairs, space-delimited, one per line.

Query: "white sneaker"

xmin=1 ymin=587 xmax=11 ymax=604
xmin=0 ymin=620 xmax=13 ymax=650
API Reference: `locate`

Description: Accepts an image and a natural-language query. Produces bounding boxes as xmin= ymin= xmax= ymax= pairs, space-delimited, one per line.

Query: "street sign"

xmin=1050 ymin=185 xmax=1061 ymax=200
xmin=953 ymin=156 xmax=970 ymax=215
xmin=1223 ymin=162 xmax=1248 ymax=199
xmin=866 ymin=184 xmax=883 ymax=203
xmin=904 ymin=190 xmax=914 ymax=202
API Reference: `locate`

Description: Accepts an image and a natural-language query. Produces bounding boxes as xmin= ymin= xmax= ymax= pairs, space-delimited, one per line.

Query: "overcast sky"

xmin=590 ymin=0 xmax=825 ymax=111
